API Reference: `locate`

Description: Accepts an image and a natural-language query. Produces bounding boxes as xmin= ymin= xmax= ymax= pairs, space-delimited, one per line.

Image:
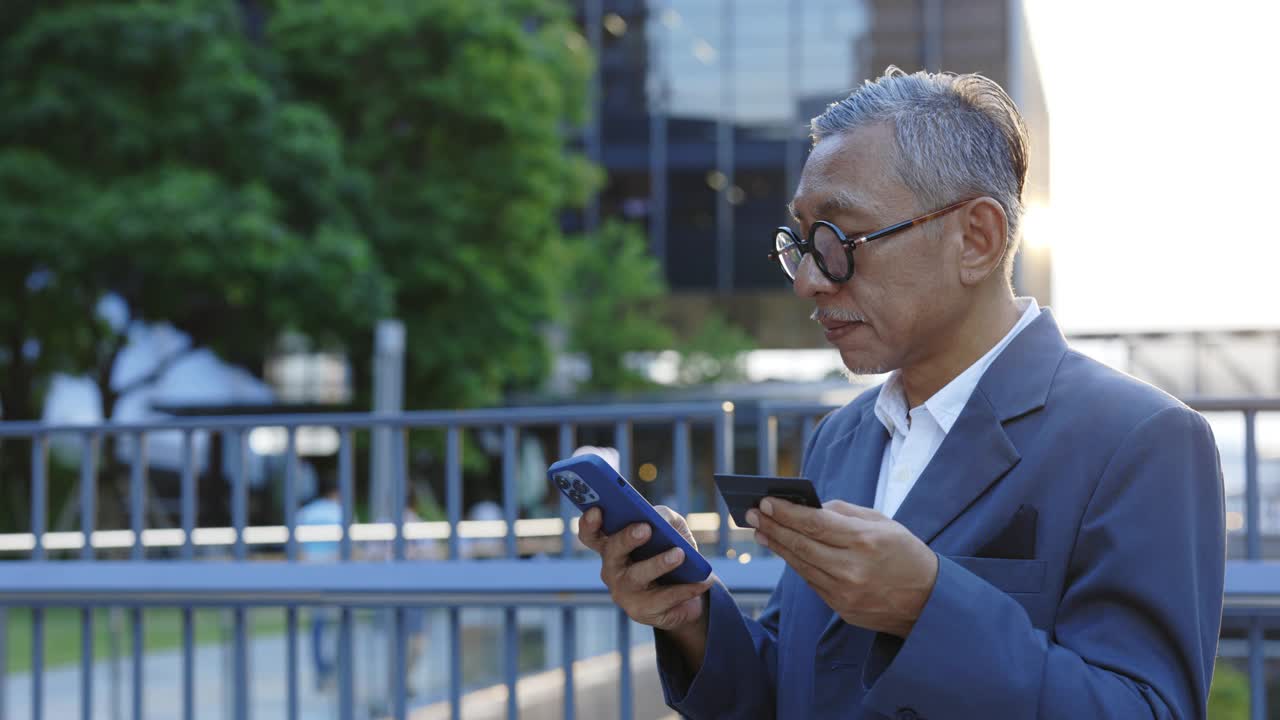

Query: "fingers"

xmin=753 ymin=511 xmax=843 ymax=574
xmin=654 ymin=505 xmax=683 ymax=530
xmin=753 ymin=520 xmax=840 ymax=595
xmin=576 ymin=507 xmax=606 ymax=552
xmin=621 ymin=546 xmax=687 ymax=590
xmin=654 ymin=505 xmax=697 ymax=548
xmin=578 ymin=503 xmax=711 ymax=631
xmin=755 ymin=497 xmax=845 ymax=542
xmin=600 ymin=521 xmax=653 ymax=581
xmin=823 ymin=499 xmax=883 ymax=521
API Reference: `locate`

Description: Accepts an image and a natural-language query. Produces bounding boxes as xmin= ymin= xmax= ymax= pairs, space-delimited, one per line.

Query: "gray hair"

xmin=810 ymin=67 xmax=1029 ymax=280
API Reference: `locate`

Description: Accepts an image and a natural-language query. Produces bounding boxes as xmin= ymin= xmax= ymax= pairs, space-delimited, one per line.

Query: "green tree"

xmin=674 ymin=310 xmax=754 ymax=386
xmin=0 ymin=0 xmax=390 ymax=420
xmin=0 ymin=1 xmax=391 ymax=528
xmin=266 ymin=0 xmax=598 ymax=410
xmin=558 ymin=220 xmax=754 ymax=393
xmin=560 ymin=220 xmax=676 ymax=392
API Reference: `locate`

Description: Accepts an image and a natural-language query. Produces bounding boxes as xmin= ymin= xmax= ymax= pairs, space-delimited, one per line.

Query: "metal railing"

xmin=0 ymin=397 xmax=1275 ymax=720
xmin=0 ymin=403 xmax=740 ymax=720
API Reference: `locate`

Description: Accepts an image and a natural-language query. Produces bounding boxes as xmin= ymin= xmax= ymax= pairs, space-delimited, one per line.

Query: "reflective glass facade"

xmin=571 ymin=0 xmax=1029 ymax=298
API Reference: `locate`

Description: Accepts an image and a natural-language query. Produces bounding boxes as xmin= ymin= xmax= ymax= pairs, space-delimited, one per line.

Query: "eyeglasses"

xmin=767 ymin=198 xmax=974 ymax=283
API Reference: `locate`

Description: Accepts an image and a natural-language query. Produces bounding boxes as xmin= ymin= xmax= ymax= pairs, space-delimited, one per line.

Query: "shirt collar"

xmin=873 ymin=371 xmax=910 ymax=437
xmin=875 ymin=297 xmax=1041 ymax=436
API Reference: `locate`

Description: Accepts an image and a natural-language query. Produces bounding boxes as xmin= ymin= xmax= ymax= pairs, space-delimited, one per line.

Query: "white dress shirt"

xmin=872 ymin=298 xmax=1041 ymax=518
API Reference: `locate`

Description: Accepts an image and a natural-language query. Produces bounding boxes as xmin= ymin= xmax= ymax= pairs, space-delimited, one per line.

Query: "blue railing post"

xmin=1244 ymin=410 xmax=1265 ymax=720
xmin=756 ymin=413 xmax=777 ymax=557
xmin=79 ymin=432 xmax=98 ymax=720
xmin=392 ymin=426 xmax=409 ymax=720
xmin=229 ymin=429 xmax=250 ymax=720
xmin=446 ymin=424 xmax=464 ymax=720
xmin=558 ymin=422 xmax=577 ymax=720
xmin=756 ymin=413 xmax=777 ymax=477
xmin=715 ymin=405 xmax=735 ymax=555
xmin=338 ymin=427 xmax=355 ymax=720
xmin=393 ymin=606 xmax=407 ymax=720
xmin=393 ymin=428 xmax=407 ymax=562
xmin=31 ymin=433 xmax=48 ymax=720
xmin=446 ymin=426 xmax=463 ymax=561
xmin=1245 ymin=410 xmax=1261 ymax=561
xmin=129 ymin=433 xmax=146 ymax=720
xmin=614 ymin=420 xmax=634 ymax=720
xmin=502 ymin=424 xmax=520 ymax=719
xmin=285 ymin=427 xmax=299 ymax=720
xmin=285 ymin=426 xmax=300 ymax=561
xmin=180 ymin=431 xmax=196 ymax=720
xmin=673 ymin=419 xmax=692 ymax=516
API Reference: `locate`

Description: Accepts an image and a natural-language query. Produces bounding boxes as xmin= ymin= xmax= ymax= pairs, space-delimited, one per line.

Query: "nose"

xmin=792 ymin=253 xmax=839 ymax=299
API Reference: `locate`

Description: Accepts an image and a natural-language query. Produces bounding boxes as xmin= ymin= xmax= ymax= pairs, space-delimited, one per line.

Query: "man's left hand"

xmin=746 ymin=498 xmax=939 ymax=639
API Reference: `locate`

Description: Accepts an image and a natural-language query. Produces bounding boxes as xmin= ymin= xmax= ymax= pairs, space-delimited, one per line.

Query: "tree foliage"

xmin=0 ymin=0 xmax=391 ymax=424
xmin=265 ymin=0 xmax=598 ymax=409
xmin=0 ymin=0 xmax=749 ymax=450
xmin=0 ymin=0 xmax=394 ymax=531
xmin=559 ymin=220 xmax=676 ymax=392
xmin=560 ymin=220 xmax=754 ymax=392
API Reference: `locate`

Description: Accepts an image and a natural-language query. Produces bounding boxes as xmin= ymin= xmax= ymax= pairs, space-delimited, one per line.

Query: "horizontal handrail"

xmin=0 ymin=558 xmax=782 ymax=607
xmin=0 ymin=401 xmax=734 ymax=436
xmin=0 ymin=397 xmax=1269 ymax=438
xmin=0 ymin=559 xmax=1273 ymax=610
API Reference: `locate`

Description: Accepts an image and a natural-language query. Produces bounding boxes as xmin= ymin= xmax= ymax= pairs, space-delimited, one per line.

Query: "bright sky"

xmin=1023 ymin=0 xmax=1280 ymax=332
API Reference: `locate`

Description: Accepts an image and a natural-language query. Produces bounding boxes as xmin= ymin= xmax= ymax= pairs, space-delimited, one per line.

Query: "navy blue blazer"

xmin=656 ymin=310 xmax=1225 ymax=719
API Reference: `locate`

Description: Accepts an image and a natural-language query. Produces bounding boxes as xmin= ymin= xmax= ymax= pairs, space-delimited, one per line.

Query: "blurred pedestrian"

xmin=402 ymin=485 xmax=439 ymax=696
xmin=298 ymin=476 xmax=342 ymax=692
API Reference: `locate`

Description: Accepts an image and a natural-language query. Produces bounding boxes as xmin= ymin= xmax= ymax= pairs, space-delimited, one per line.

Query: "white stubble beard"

xmin=811 ymin=307 xmax=888 ymax=380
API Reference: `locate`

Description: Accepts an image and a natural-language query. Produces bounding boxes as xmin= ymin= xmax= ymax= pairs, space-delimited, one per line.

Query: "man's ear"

xmin=956 ymin=197 xmax=1009 ymax=287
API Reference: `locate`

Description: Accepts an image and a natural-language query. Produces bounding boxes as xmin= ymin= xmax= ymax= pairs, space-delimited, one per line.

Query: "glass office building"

xmin=567 ymin=0 xmax=1050 ymax=343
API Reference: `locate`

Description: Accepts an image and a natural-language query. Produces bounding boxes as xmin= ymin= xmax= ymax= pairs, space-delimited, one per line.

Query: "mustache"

xmin=811 ymin=307 xmax=866 ymax=324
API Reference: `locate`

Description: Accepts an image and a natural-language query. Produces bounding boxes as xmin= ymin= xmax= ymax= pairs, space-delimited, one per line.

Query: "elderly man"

xmin=577 ymin=68 xmax=1225 ymax=719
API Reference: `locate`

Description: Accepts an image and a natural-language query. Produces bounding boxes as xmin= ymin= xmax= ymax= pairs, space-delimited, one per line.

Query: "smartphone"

xmin=713 ymin=473 xmax=822 ymax=528
xmin=549 ymin=454 xmax=712 ymax=585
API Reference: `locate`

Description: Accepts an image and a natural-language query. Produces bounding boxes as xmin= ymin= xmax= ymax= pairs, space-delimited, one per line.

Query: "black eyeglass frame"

xmin=768 ymin=197 xmax=976 ymax=283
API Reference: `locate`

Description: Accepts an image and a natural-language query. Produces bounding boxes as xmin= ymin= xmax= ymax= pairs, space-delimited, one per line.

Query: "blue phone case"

xmin=548 ymin=454 xmax=712 ymax=585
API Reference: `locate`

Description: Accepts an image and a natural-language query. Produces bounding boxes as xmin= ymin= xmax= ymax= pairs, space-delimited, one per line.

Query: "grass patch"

xmin=4 ymin=607 xmax=287 ymax=673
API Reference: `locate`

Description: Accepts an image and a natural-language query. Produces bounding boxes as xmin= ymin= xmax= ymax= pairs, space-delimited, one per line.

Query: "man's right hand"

xmin=577 ymin=504 xmax=715 ymax=633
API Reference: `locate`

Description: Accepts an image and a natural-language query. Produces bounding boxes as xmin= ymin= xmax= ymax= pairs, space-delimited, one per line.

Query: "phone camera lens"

xmin=555 ymin=476 xmax=571 ymax=490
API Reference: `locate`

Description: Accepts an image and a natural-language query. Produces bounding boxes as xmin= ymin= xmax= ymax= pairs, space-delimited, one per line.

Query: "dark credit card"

xmin=713 ymin=473 xmax=822 ymax=528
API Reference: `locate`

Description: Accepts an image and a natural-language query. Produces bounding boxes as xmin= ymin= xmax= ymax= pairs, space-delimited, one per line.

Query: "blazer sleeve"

xmin=860 ymin=405 xmax=1226 ymax=719
xmin=654 ymin=576 xmax=784 ymax=718
xmin=653 ymin=410 xmax=839 ymax=719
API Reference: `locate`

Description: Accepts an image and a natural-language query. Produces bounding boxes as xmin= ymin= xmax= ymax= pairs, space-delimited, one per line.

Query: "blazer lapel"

xmin=890 ymin=391 xmax=1019 ymax=545
xmin=890 ymin=309 xmax=1069 ymax=546
xmin=816 ymin=309 xmax=1070 ymax=642
xmin=828 ymin=400 xmax=887 ymax=508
